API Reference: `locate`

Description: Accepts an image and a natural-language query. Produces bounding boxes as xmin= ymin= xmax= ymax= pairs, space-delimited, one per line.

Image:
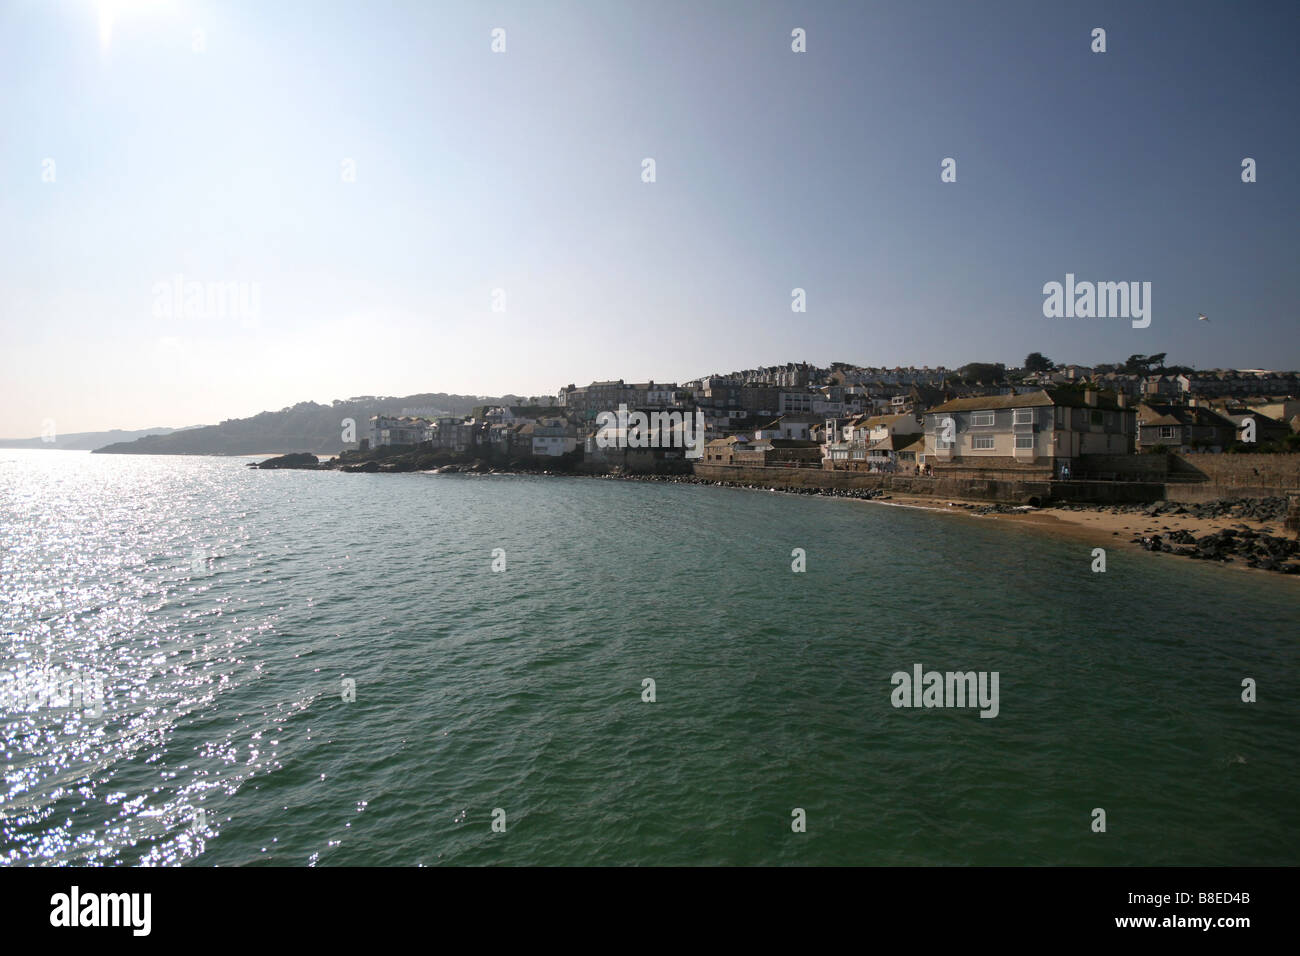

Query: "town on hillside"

xmin=358 ymin=357 xmax=1300 ymax=482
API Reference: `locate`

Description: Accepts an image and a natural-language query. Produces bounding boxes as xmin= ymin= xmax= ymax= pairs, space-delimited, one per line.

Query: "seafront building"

xmin=922 ymin=388 xmax=1135 ymax=479
xmin=826 ymin=413 xmax=925 ymax=470
xmin=525 ymin=421 xmax=579 ymax=457
xmin=1134 ymin=402 xmax=1286 ymax=453
xmin=368 ymin=415 xmax=430 ymax=448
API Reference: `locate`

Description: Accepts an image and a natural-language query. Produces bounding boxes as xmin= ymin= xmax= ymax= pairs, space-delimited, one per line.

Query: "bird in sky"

xmin=1197 ymin=313 xmax=1210 ymax=322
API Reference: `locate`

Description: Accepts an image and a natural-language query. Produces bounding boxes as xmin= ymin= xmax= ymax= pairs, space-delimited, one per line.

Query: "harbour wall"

xmin=691 ymin=464 xmax=1165 ymax=505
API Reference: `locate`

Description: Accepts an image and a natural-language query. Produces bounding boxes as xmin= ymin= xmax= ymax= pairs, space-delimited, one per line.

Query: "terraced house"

xmin=825 ymin=413 xmax=922 ymax=470
xmin=1136 ymin=403 xmax=1239 ymax=452
xmin=923 ymin=388 xmax=1134 ymax=479
xmin=368 ymin=414 xmax=432 ymax=448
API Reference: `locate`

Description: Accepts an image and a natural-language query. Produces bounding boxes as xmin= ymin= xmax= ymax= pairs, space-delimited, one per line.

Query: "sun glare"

xmin=94 ymin=0 xmax=171 ymax=54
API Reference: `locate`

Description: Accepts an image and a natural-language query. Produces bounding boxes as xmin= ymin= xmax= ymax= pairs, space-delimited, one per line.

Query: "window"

xmin=1158 ymin=426 xmax=1177 ymax=439
xmin=972 ymin=436 xmax=995 ymax=450
xmin=971 ymin=411 xmax=995 ymax=427
xmin=1015 ymin=435 xmax=1035 ymax=449
xmin=1013 ymin=408 xmax=1034 ymax=425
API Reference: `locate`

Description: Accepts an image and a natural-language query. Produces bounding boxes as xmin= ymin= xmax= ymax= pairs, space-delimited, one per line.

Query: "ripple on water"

xmin=2 ymin=454 xmax=1298 ymax=866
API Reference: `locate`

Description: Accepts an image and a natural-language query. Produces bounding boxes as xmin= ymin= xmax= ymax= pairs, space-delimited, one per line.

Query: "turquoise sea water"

xmin=1 ymin=449 xmax=1297 ymax=866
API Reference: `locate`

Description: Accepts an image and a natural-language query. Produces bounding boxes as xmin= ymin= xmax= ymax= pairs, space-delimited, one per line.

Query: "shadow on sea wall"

xmin=691 ymin=463 xmax=1166 ymax=506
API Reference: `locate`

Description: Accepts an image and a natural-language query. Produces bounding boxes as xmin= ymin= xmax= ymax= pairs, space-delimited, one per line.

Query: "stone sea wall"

xmin=1170 ymin=453 xmax=1300 ymax=491
xmin=691 ymin=464 xmax=1164 ymax=505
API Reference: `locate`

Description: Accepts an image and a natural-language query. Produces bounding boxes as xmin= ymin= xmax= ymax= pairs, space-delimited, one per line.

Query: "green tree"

xmin=1024 ymin=352 xmax=1054 ymax=373
xmin=959 ymin=362 xmax=1006 ymax=384
xmin=1122 ymin=353 xmax=1169 ymax=375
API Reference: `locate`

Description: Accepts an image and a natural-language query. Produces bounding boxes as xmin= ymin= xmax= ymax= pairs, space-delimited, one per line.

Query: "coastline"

xmin=842 ymin=490 xmax=1300 ymax=580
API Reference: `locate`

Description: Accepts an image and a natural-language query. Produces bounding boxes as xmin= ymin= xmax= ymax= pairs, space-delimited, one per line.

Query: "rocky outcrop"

xmin=1058 ymin=496 xmax=1292 ymax=523
xmin=1136 ymin=525 xmax=1300 ymax=573
xmin=333 ymin=444 xmax=588 ymax=475
xmin=251 ymin=452 xmax=320 ymax=469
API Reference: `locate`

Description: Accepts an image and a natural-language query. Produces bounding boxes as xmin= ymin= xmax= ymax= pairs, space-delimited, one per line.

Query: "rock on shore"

xmin=1135 ymin=525 xmax=1300 ymax=572
xmin=250 ymin=452 xmax=321 ymax=469
xmin=1058 ymin=496 xmax=1291 ymax=523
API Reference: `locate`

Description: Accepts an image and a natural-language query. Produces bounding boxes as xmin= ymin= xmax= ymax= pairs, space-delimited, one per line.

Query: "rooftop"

xmin=929 ymin=387 xmax=1127 ymax=414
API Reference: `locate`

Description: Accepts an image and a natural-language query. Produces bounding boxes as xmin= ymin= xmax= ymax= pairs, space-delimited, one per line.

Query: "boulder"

xmin=255 ymin=452 xmax=319 ymax=469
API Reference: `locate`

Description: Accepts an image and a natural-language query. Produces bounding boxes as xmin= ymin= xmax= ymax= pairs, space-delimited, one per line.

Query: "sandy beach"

xmin=854 ymin=491 xmax=1300 ymax=579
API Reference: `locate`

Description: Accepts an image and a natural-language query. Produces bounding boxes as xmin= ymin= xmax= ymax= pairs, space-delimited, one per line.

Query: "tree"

xmin=1024 ymin=352 xmax=1054 ymax=373
xmin=1121 ymin=353 xmax=1169 ymax=375
xmin=959 ymin=362 xmax=1006 ymax=384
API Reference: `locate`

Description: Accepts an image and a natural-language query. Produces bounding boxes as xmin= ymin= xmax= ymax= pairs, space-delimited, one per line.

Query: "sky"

xmin=1 ymin=0 xmax=1296 ymax=435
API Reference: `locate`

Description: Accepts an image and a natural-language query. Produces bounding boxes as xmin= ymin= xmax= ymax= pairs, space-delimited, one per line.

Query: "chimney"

xmin=1084 ymin=389 xmax=1098 ymax=407
xmin=1117 ymin=392 xmax=1127 ymax=409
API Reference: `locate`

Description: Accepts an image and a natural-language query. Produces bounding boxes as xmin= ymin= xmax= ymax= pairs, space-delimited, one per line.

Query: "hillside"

xmin=0 ymin=426 xmax=192 ymax=450
xmin=92 ymin=393 xmax=519 ymax=456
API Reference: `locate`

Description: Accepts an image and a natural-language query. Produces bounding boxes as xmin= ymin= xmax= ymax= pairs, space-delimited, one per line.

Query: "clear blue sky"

xmin=1 ymin=0 xmax=1296 ymax=434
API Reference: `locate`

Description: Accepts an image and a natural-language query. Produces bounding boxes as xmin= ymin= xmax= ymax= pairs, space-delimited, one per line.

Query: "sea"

xmin=1 ymin=449 xmax=1297 ymax=866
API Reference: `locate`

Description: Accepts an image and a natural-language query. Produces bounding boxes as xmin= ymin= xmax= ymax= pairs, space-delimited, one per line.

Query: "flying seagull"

xmin=1197 ymin=313 xmax=1209 ymax=322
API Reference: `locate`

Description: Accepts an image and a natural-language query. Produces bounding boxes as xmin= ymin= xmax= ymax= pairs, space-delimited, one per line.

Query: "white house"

xmin=531 ymin=421 xmax=577 ymax=457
